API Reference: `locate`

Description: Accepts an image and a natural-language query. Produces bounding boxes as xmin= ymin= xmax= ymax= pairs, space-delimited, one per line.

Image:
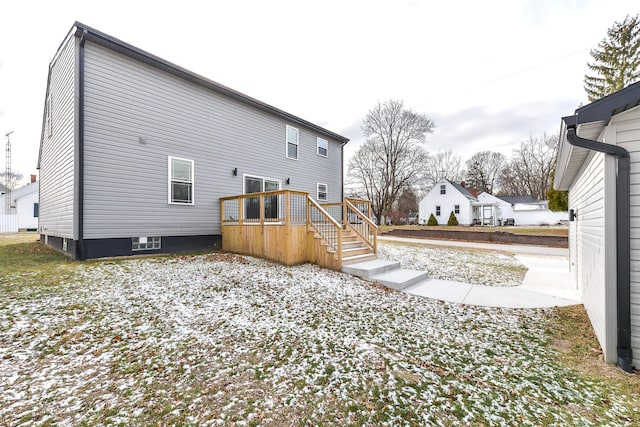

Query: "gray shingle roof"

xmin=445 ymin=179 xmax=477 ymax=201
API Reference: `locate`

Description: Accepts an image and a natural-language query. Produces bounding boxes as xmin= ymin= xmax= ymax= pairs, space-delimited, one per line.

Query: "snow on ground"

xmin=377 ymin=242 xmax=526 ymax=286
xmin=0 ymin=253 xmax=632 ymax=425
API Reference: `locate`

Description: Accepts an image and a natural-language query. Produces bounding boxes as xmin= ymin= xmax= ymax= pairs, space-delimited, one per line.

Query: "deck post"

xmin=259 ymin=194 xmax=264 ymax=226
xmin=220 ymin=199 xmax=225 ymax=228
xmin=285 ymin=190 xmax=291 ymax=225
xmin=343 ymin=200 xmax=348 ymax=229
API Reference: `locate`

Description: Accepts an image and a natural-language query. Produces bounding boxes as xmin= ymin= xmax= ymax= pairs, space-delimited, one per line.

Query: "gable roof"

xmin=555 ymin=81 xmax=640 ymax=190
xmin=39 ymin=22 xmax=349 ymax=168
xmin=444 ymin=179 xmax=477 ymax=201
xmin=496 ymin=195 xmax=539 ymax=205
xmin=0 ymin=182 xmax=7 ymax=194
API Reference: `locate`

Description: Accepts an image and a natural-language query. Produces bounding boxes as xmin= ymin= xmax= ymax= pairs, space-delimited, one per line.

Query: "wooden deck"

xmin=220 ymin=190 xmax=377 ymax=270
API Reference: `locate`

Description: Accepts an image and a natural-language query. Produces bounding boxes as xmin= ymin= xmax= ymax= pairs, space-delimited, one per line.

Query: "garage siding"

xmin=569 ymin=151 xmax=617 ymax=362
xmin=611 ymin=105 xmax=640 ymax=368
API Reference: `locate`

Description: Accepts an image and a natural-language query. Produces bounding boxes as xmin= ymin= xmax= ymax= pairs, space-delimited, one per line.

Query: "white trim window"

xmin=286 ymin=125 xmax=299 ymax=160
xmin=454 ymin=204 xmax=460 ymax=214
xmin=440 ymin=184 xmax=446 ymax=195
xmin=168 ymin=156 xmax=194 ymax=205
xmin=317 ymin=183 xmax=328 ymax=201
xmin=317 ymin=137 xmax=328 ymax=157
xmin=435 ymin=205 xmax=441 ymax=216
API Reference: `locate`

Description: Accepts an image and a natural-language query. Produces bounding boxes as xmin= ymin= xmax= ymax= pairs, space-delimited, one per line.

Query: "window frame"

xmin=435 ymin=205 xmax=441 ymax=217
xmin=317 ymin=183 xmax=328 ymax=201
xmin=317 ymin=137 xmax=328 ymax=157
xmin=33 ymin=203 xmax=39 ymax=218
xmin=454 ymin=205 xmax=460 ymax=214
xmin=132 ymin=236 xmax=161 ymax=251
xmin=286 ymin=125 xmax=299 ymax=160
xmin=440 ymin=184 xmax=446 ymax=195
xmin=168 ymin=156 xmax=195 ymax=205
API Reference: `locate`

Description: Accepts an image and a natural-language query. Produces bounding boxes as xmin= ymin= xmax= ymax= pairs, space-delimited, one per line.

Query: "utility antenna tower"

xmin=5 ymin=131 xmax=13 ymax=214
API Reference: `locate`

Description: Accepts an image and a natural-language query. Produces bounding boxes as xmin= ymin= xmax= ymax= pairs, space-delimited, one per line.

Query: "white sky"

xmin=0 ymin=0 xmax=638 ymax=185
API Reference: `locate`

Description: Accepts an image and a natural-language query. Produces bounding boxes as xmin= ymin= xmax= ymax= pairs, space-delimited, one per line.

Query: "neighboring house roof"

xmin=445 ymin=179 xmax=477 ymax=201
xmin=40 ymin=22 xmax=350 ymax=155
xmin=555 ymin=80 xmax=640 ymax=190
xmin=496 ymin=195 xmax=538 ymax=205
xmin=3 ymin=182 xmax=39 ymax=203
xmin=0 ymin=183 xmax=7 ymax=194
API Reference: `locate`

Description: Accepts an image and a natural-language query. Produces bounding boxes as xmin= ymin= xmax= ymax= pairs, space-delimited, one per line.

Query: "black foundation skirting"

xmin=41 ymin=234 xmax=221 ymax=260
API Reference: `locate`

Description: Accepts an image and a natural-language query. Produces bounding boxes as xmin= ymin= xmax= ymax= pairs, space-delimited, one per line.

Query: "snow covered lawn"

xmin=378 ymin=241 xmax=526 ymax=286
xmin=0 ymin=251 xmax=635 ymax=425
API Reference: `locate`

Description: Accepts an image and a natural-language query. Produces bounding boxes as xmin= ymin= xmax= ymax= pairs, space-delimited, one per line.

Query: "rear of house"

xmin=38 ymin=22 xmax=348 ymax=259
xmin=554 ymin=81 xmax=640 ymax=371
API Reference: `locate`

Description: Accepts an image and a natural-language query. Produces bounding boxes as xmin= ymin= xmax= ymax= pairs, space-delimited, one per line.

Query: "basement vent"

xmin=132 ymin=236 xmax=161 ymax=251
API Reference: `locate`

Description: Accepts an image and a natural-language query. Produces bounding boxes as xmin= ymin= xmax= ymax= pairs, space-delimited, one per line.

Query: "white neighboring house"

xmin=477 ymin=193 xmax=568 ymax=225
xmin=418 ymin=179 xmax=476 ymax=225
xmin=0 ymin=180 xmax=39 ymax=232
xmin=554 ymin=81 xmax=640 ymax=372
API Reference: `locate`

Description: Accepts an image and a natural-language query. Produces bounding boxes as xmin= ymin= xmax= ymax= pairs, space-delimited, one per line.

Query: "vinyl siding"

xmin=569 ymin=150 xmax=617 ymax=363
xmin=38 ymin=35 xmax=76 ymax=239
xmin=611 ymin=105 xmax=640 ymax=368
xmin=82 ymin=42 xmax=343 ymax=239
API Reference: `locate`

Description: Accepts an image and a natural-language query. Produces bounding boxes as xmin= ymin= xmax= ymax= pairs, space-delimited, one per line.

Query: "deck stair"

xmin=342 ymin=259 xmax=429 ymax=291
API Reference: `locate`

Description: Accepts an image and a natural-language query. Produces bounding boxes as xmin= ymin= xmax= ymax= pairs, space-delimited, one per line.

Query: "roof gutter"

xmin=565 ymin=126 xmax=633 ymax=372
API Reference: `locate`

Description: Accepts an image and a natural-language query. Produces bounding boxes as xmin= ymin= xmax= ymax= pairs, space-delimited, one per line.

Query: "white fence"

xmin=0 ymin=215 xmax=19 ymax=232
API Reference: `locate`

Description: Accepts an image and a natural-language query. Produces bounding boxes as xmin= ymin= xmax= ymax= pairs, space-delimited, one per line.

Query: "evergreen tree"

xmin=447 ymin=211 xmax=459 ymax=226
xmin=584 ymin=14 xmax=640 ymax=101
xmin=427 ymin=213 xmax=438 ymax=226
xmin=547 ymin=169 xmax=568 ymax=212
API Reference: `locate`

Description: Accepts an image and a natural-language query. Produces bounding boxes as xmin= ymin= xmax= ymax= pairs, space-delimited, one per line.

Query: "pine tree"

xmin=427 ymin=213 xmax=438 ymax=226
xmin=584 ymin=14 xmax=640 ymax=102
xmin=447 ymin=211 xmax=459 ymax=226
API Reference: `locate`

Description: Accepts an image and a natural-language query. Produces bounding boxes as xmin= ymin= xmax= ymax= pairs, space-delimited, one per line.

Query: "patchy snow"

xmin=0 ymin=252 xmax=633 ymax=425
xmin=377 ymin=241 xmax=526 ymax=286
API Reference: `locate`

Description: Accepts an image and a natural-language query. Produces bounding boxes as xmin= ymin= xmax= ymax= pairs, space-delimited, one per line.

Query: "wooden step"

xmin=341 ymin=253 xmax=378 ymax=265
xmin=341 ymin=247 xmax=373 ymax=257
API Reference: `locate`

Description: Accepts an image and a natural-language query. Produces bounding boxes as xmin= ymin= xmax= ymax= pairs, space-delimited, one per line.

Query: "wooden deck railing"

xmin=220 ymin=190 xmax=377 ymax=270
xmin=344 ymin=199 xmax=377 ymax=253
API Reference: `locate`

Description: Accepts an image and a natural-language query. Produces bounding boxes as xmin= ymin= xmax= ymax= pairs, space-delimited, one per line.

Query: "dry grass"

xmin=548 ymin=305 xmax=640 ymax=424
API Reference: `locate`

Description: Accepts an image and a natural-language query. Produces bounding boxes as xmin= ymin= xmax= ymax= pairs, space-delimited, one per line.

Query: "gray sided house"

xmin=555 ymin=81 xmax=640 ymax=371
xmin=38 ymin=22 xmax=348 ymax=259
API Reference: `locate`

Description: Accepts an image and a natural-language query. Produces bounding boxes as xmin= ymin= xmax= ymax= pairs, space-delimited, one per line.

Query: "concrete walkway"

xmin=380 ymin=236 xmax=580 ymax=308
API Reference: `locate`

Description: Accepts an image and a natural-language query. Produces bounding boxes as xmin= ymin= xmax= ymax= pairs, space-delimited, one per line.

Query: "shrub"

xmin=447 ymin=211 xmax=459 ymax=226
xmin=427 ymin=213 xmax=438 ymax=226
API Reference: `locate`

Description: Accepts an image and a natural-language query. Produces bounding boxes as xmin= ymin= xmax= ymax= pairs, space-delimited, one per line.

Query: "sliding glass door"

xmin=244 ymin=176 xmax=280 ymax=220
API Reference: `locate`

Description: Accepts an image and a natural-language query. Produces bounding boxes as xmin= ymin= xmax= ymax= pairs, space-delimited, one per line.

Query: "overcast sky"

xmin=0 ymin=0 xmax=638 ymax=185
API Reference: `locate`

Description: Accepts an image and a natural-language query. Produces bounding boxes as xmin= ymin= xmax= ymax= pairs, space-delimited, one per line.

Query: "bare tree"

xmin=498 ymin=133 xmax=558 ymax=200
xmin=0 ymin=172 xmax=23 ymax=191
xmin=420 ymin=150 xmax=464 ymax=190
xmin=465 ymin=151 xmax=506 ymax=194
xmin=347 ymin=99 xmax=435 ymax=224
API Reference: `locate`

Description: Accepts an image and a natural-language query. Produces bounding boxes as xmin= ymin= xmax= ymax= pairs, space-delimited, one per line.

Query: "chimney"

xmin=460 ymin=181 xmax=466 ymax=188
xmin=30 ymin=174 xmax=37 ymax=183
